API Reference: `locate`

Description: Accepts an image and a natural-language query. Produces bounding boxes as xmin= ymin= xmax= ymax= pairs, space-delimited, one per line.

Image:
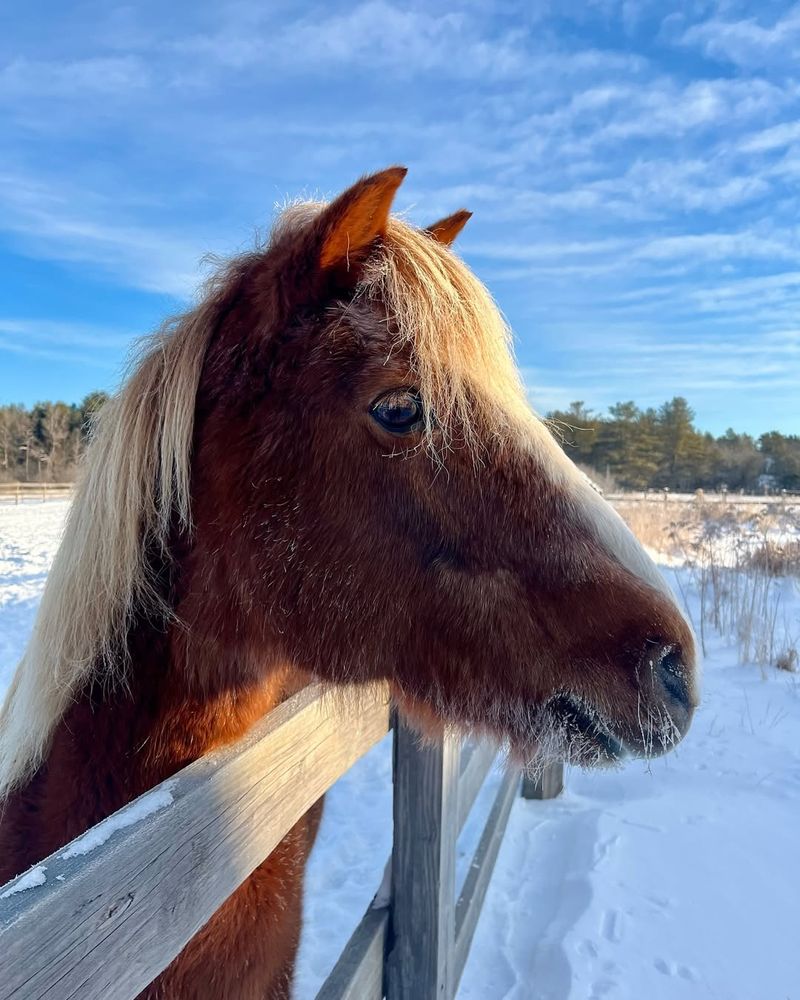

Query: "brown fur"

xmin=0 ymin=168 xmax=697 ymax=998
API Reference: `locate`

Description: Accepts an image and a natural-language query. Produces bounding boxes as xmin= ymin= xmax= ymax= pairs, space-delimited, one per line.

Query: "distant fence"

xmin=607 ymin=490 xmax=799 ymax=507
xmin=4 ymin=484 xmax=797 ymax=509
xmin=0 ymin=482 xmax=73 ymax=504
xmin=0 ymin=683 xmax=563 ymax=1000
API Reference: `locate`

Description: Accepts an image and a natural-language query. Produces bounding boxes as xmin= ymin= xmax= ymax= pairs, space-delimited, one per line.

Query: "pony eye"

xmin=370 ymin=389 xmax=424 ymax=435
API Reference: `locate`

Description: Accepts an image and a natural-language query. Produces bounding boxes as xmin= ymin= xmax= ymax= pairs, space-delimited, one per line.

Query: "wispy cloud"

xmin=170 ymin=2 xmax=645 ymax=81
xmin=0 ymin=318 xmax=136 ymax=373
xmin=679 ymin=5 xmax=800 ymax=70
xmin=0 ymin=336 xmax=118 ymax=370
xmin=0 ymin=56 xmax=148 ymax=101
xmin=0 ymin=172 xmax=207 ymax=297
xmin=2 ymin=0 xmax=800 ymax=433
xmin=739 ymin=120 xmax=800 ymax=153
xmin=0 ymin=318 xmax=135 ymax=350
xmin=521 ymin=322 xmax=800 ymax=427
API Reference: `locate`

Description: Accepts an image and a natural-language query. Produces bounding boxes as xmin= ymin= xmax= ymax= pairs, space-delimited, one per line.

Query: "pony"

xmin=0 ymin=167 xmax=697 ymax=999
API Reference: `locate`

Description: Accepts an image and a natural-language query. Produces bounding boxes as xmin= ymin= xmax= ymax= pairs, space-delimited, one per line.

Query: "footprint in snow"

xmin=589 ymin=976 xmax=618 ymax=999
xmin=591 ymin=834 xmax=621 ymax=870
xmin=600 ymin=909 xmax=623 ymax=943
xmin=654 ymin=958 xmax=699 ymax=981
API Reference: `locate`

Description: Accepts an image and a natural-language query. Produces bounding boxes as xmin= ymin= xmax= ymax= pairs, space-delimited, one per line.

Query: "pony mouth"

xmin=542 ymin=693 xmax=630 ymax=764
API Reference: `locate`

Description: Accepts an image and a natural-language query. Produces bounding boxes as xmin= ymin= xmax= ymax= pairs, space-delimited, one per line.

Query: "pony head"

xmin=182 ymin=166 xmax=697 ymax=766
xmin=0 ymin=167 xmax=697 ymax=795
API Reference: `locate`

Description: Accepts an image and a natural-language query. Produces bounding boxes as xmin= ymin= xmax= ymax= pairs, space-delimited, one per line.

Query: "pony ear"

xmin=424 ymin=209 xmax=472 ymax=246
xmin=316 ymin=166 xmax=407 ymax=279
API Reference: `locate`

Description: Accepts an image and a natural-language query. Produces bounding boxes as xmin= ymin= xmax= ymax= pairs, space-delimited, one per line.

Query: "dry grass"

xmin=615 ymin=497 xmax=800 ymax=672
xmin=614 ymin=500 xmax=678 ymax=553
xmin=746 ymin=540 xmax=800 ymax=576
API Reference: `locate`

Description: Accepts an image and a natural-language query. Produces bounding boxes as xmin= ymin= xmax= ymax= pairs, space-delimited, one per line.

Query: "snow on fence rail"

xmin=0 ymin=682 xmax=563 ymax=1000
xmin=0 ymin=482 xmax=73 ymax=504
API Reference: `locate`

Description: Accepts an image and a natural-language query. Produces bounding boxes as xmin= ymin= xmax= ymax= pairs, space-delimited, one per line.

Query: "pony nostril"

xmin=647 ymin=643 xmax=691 ymax=713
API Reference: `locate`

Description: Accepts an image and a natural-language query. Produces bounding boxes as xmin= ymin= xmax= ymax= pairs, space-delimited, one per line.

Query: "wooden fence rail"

xmin=0 ymin=685 xmax=563 ymax=1000
xmin=4 ymin=484 xmax=798 ymax=508
xmin=0 ymin=482 xmax=74 ymax=504
xmin=606 ymin=490 xmax=799 ymax=506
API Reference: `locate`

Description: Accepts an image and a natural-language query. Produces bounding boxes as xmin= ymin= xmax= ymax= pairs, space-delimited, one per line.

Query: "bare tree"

xmin=0 ymin=406 xmax=33 ymax=481
xmin=42 ymin=403 xmax=70 ymax=480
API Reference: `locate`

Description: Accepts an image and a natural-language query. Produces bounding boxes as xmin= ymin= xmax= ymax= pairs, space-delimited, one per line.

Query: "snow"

xmin=60 ymin=781 xmax=176 ymax=859
xmin=0 ymin=864 xmax=47 ymax=899
xmin=0 ymin=498 xmax=69 ymax=694
xmin=2 ymin=500 xmax=799 ymax=998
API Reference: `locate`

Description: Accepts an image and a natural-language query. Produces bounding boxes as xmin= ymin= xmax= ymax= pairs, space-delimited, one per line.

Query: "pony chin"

xmin=514 ymin=695 xmax=632 ymax=775
xmin=391 ymin=686 xmax=497 ymax=749
xmin=391 ymin=687 xmax=449 ymax=743
xmin=390 ymin=694 xmax=623 ymax=797
xmin=394 ymin=681 xmax=639 ymax=775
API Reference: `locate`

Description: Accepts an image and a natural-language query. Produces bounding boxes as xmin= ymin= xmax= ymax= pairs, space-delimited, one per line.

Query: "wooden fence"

xmin=0 ymin=482 xmax=74 ymax=504
xmin=0 ymin=683 xmax=563 ymax=1000
xmin=607 ymin=490 xmax=799 ymax=507
xmin=3 ymin=483 xmax=797 ymax=509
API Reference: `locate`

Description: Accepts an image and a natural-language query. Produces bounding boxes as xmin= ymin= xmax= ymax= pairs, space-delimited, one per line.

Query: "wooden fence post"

xmin=521 ymin=761 xmax=564 ymax=800
xmin=387 ymin=722 xmax=461 ymax=1000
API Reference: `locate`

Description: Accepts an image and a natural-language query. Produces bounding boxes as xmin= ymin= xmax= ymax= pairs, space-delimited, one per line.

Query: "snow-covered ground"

xmin=0 ymin=499 xmax=70 ymax=694
xmin=1 ymin=500 xmax=799 ymax=999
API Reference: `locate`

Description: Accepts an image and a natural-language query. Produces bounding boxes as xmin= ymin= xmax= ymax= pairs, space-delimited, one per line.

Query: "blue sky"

xmin=1 ymin=1 xmax=800 ymax=436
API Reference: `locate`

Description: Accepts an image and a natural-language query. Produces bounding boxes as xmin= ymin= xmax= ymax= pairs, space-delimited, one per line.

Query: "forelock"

xmin=357 ymin=218 xmax=529 ymax=452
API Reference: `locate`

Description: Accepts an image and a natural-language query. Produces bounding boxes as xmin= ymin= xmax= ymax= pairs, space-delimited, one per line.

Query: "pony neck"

xmin=80 ymin=525 xmax=302 ymax=791
xmin=121 ymin=612 xmax=295 ymax=787
xmin=0 ymin=609 xmax=294 ymax=887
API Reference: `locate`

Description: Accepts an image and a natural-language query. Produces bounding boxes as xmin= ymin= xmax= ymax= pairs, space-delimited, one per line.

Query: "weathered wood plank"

xmin=457 ymin=739 xmax=497 ymax=833
xmin=521 ymin=761 xmax=564 ymax=800
xmin=0 ymin=683 xmax=390 ymax=1000
xmin=453 ymin=767 xmax=519 ymax=992
xmin=315 ymin=904 xmax=388 ymax=1000
xmin=386 ymin=724 xmax=461 ymax=1000
xmin=314 ymin=731 xmax=496 ymax=1000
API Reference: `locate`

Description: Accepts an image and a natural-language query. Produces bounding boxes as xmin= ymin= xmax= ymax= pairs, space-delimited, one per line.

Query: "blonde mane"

xmin=0 ymin=260 xmax=245 ymax=798
xmin=0 ymin=209 xmax=528 ymax=798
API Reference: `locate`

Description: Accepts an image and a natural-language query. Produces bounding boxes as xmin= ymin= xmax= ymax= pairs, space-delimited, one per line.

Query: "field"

xmin=1 ymin=498 xmax=799 ymax=999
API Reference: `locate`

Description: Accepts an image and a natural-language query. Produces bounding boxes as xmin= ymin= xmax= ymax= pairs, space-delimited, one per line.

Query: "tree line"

xmin=547 ymin=397 xmax=800 ymax=493
xmin=0 ymin=393 xmax=109 ymax=482
xmin=1 ymin=392 xmax=798 ymax=492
